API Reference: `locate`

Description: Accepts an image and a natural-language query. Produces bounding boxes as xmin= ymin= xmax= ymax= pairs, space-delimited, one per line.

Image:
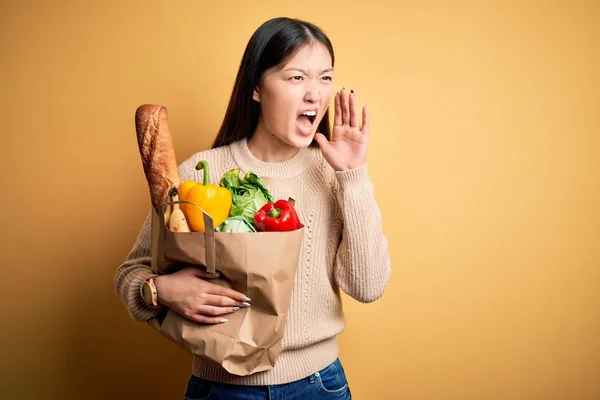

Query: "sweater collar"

xmin=229 ymin=138 xmax=316 ymax=179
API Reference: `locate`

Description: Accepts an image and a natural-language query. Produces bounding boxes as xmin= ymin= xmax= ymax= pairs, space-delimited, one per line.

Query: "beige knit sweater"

xmin=114 ymin=138 xmax=391 ymax=385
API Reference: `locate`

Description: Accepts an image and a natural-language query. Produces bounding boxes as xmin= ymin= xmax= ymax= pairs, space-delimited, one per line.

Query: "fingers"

xmin=340 ymin=88 xmax=350 ymax=126
xmin=190 ymin=314 xmax=231 ymax=325
xmin=181 ymin=303 xmax=238 ymax=324
xmin=184 ymin=296 xmax=249 ymax=325
xmin=202 ymin=294 xmax=250 ymax=308
xmin=349 ymin=90 xmax=359 ymax=128
xmin=337 ymin=87 xmax=362 ymax=129
xmin=195 ymin=304 xmax=239 ymax=317
xmin=313 ymin=132 xmax=329 ymax=148
xmin=334 ymin=92 xmax=342 ymax=127
xmin=207 ymin=282 xmax=251 ymax=303
xmin=361 ymin=104 xmax=369 ymax=135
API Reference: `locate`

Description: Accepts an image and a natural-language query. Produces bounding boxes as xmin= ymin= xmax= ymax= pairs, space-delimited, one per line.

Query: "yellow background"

xmin=1 ymin=1 xmax=599 ymax=399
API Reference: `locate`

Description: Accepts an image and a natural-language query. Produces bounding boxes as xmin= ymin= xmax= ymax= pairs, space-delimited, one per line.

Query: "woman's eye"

xmin=322 ymin=76 xmax=332 ymax=81
xmin=291 ymin=76 xmax=303 ymax=81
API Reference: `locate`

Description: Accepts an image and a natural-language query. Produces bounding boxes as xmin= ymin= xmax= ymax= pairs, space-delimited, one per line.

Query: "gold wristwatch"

xmin=141 ymin=275 xmax=159 ymax=307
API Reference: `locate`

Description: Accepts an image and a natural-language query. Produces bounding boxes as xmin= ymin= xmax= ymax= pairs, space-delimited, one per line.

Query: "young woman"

xmin=115 ymin=17 xmax=391 ymax=400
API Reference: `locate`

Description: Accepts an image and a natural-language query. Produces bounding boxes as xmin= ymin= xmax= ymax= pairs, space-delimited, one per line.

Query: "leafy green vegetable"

xmin=219 ymin=168 xmax=242 ymax=188
xmin=219 ymin=168 xmax=275 ymax=224
xmin=216 ymin=216 xmax=257 ymax=233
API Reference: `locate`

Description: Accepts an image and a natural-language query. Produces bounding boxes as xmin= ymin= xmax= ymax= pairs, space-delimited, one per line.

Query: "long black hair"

xmin=211 ymin=17 xmax=335 ymax=149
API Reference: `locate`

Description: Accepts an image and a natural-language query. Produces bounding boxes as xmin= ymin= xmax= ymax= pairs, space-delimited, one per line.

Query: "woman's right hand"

xmin=153 ymin=266 xmax=250 ymax=324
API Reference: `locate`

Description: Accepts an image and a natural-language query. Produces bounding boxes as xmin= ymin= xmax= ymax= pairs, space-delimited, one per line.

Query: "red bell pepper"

xmin=254 ymin=199 xmax=302 ymax=232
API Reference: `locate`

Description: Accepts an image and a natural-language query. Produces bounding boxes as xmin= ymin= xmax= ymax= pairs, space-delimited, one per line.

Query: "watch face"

xmin=142 ymin=283 xmax=152 ymax=304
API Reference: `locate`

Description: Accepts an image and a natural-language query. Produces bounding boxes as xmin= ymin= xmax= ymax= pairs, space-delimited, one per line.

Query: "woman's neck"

xmin=247 ymin=124 xmax=299 ymax=163
xmin=229 ymin=137 xmax=315 ymax=180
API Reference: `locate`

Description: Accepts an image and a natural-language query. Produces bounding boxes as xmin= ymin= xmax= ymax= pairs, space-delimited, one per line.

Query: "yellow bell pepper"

xmin=178 ymin=160 xmax=232 ymax=232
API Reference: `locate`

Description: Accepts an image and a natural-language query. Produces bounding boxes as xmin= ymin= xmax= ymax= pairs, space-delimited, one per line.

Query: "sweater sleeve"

xmin=333 ymin=165 xmax=391 ymax=303
xmin=113 ymin=154 xmax=198 ymax=321
xmin=113 ymin=210 xmax=163 ymax=321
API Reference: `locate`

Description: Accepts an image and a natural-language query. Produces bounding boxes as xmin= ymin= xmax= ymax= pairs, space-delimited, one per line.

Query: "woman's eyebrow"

xmin=283 ymin=67 xmax=334 ymax=74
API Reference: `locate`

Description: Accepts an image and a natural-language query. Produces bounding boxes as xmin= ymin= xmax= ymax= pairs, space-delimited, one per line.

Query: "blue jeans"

xmin=184 ymin=358 xmax=351 ymax=399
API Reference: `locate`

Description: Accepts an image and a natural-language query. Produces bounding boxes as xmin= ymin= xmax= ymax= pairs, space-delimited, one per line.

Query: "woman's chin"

xmin=288 ymin=133 xmax=315 ymax=148
xmin=292 ymin=124 xmax=316 ymax=146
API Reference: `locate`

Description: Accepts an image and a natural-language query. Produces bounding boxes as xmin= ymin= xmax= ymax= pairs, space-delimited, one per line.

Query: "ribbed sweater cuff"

xmin=334 ymin=165 xmax=370 ymax=191
xmin=126 ymin=268 xmax=164 ymax=321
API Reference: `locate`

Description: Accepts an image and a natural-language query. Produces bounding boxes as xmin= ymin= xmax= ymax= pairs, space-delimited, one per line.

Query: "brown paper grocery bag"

xmin=146 ymin=200 xmax=304 ymax=376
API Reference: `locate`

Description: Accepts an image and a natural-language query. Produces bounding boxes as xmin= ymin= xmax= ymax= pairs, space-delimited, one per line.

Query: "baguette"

xmin=134 ymin=104 xmax=181 ymax=216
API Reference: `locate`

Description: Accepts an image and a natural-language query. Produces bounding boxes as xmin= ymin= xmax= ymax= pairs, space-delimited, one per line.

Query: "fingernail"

xmin=351 ymin=89 xmax=354 ymax=94
xmin=242 ymin=302 xmax=251 ymax=308
xmin=220 ymin=318 xmax=228 ymax=323
xmin=232 ymin=306 xmax=240 ymax=311
xmin=244 ymin=296 xmax=251 ymax=302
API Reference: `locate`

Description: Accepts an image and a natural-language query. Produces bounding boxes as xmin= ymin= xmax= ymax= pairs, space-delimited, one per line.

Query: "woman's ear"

xmin=253 ymin=86 xmax=260 ymax=102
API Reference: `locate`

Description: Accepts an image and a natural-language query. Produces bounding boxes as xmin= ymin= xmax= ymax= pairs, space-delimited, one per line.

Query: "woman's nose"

xmin=304 ymin=85 xmax=320 ymax=102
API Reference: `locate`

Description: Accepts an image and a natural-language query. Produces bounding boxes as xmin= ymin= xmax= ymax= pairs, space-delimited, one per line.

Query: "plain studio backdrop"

xmin=1 ymin=1 xmax=598 ymax=399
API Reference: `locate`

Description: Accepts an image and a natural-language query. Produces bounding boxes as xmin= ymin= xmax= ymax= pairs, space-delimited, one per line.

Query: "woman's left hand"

xmin=314 ymin=87 xmax=369 ymax=171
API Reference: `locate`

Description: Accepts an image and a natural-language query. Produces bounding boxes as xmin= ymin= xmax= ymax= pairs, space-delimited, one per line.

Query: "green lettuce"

xmin=216 ymin=216 xmax=257 ymax=233
xmin=220 ymin=168 xmax=274 ymax=224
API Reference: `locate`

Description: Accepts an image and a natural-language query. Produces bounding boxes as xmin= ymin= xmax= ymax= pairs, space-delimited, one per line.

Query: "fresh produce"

xmin=216 ymin=216 xmax=257 ymax=233
xmin=163 ymin=200 xmax=173 ymax=226
xmin=219 ymin=168 xmax=275 ymax=225
xmin=178 ymin=160 xmax=232 ymax=232
xmin=167 ymin=187 xmax=191 ymax=232
xmin=254 ymin=199 xmax=302 ymax=232
xmin=133 ymin=104 xmax=303 ymax=235
xmin=134 ymin=105 xmax=181 ymax=218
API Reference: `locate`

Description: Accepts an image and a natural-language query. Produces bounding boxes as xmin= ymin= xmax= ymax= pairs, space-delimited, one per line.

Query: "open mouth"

xmin=297 ymin=110 xmax=317 ymax=132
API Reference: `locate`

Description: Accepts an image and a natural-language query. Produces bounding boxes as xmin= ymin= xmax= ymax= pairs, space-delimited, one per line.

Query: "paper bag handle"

xmin=157 ymin=200 xmax=217 ymax=274
xmin=261 ymin=176 xmax=294 ymax=200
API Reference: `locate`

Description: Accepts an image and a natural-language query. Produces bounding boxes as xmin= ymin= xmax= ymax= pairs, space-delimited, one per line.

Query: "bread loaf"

xmin=134 ymin=104 xmax=180 ymax=214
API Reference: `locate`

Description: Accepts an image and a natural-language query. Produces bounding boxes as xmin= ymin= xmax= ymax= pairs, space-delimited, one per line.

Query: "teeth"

xmin=302 ymin=111 xmax=316 ymax=116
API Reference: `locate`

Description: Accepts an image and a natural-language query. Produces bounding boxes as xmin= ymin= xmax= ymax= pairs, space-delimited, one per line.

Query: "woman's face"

xmin=253 ymin=42 xmax=334 ymax=149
